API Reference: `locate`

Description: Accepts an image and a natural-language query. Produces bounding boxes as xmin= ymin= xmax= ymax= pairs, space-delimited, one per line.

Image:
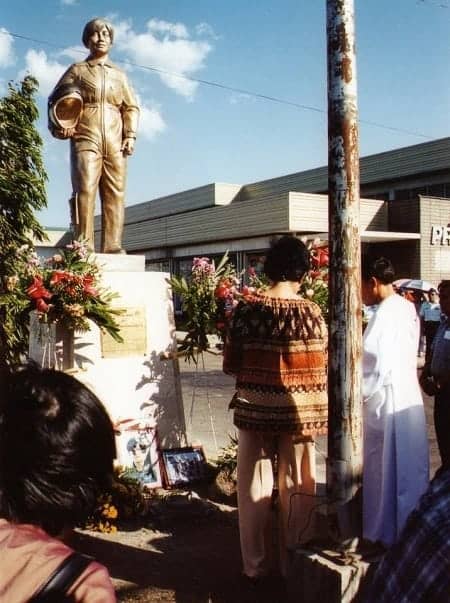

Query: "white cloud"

xmin=60 ymin=0 xmax=78 ymax=5
xmin=59 ymin=45 xmax=86 ymax=62
xmin=229 ymin=92 xmax=253 ymax=105
xmin=111 ymin=18 xmax=213 ymax=100
xmin=0 ymin=28 xmax=15 ymax=68
xmin=147 ymin=19 xmax=189 ymax=39
xmin=138 ymin=98 xmax=166 ymax=141
xmin=195 ymin=23 xmax=219 ymax=40
xmin=18 ymin=49 xmax=68 ymax=97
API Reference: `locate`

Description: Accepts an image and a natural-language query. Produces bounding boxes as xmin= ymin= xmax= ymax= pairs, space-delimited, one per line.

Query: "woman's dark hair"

xmin=0 ymin=363 xmax=116 ymax=536
xmin=263 ymin=235 xmax=310 ymax=282
xmin=361 ymin=255 xmax=395 ymax=284
xmin=82 ymin=18 xmax=114 ymax=48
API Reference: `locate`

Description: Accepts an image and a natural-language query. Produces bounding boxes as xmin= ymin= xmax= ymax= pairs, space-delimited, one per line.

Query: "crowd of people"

xmin=0 ymin=235 xmax=448 ymax=601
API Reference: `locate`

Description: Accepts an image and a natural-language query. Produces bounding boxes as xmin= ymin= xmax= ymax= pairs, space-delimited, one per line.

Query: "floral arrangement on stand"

xmin=3 ymin=240 xmax=123 ymax=351
xmin=168 ymin=253 xmax=243 ymax=363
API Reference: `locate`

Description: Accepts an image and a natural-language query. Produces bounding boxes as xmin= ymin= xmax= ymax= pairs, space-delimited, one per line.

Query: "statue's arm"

xmin=120 ymin=73 xmax=140 ymax=155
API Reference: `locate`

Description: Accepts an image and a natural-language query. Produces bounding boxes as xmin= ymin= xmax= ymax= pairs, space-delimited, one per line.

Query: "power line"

xmin=416 ymin=0 xmax=449 ymax=9
xmin=1 ymin=29 xmax=434 ymax=140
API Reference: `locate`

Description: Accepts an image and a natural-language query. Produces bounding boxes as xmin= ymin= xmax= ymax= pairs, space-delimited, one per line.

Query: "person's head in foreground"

xmin=361 ymin=255 xmax=395 ymax=306
xmin=0 ymin=363 xmax=116 ymax=536
xmin=264 ymin=235 xmax=310 ymax=284
xmin=438 ymin=280 xmax=450 ymax=317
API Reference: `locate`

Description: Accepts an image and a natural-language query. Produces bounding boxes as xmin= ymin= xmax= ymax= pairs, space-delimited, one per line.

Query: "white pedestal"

xmin=29 ymin=254 xmax=187 ymax=451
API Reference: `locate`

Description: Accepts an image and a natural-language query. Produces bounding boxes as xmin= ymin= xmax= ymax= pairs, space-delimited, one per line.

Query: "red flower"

xmin=83 ymin=275 xmax=99 ymax=297
xmin=35 ymin=298 xmax=50 ymax=313
xmin=26 ymin=276 xmax=52 ymax=300
xmin=49 ymin=270 xmax=68 ymax=286
xmin=215 ymin=284 xmax=230 ymax=299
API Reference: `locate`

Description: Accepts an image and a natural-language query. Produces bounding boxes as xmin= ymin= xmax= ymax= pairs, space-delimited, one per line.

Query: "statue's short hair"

xmin=0 ymin=363 xmax=116 ymax=536
xmin=82 ymin=18 xmax=114 ymax=48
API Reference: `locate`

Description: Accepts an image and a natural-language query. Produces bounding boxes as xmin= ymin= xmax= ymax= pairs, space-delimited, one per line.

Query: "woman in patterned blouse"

xmin=223 ymin=235 xmax=328 ymax=582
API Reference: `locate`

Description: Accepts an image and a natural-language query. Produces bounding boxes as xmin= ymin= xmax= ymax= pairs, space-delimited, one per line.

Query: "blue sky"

xmin=0 ymin=0 xmax=449 ymax=227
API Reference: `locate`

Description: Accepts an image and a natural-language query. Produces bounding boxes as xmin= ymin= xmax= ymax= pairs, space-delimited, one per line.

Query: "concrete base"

xmin=29 ymin=254 xmax=187 ymax=456
xmin=287 ymin=547 xmax=374 ymax=603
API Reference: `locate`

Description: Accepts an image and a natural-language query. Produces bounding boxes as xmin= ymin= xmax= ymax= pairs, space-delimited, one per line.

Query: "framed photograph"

xmin=114 ymin=419 xmax=163 ymax=489
xmin=161 ymin=446 xmax=207 ymax=488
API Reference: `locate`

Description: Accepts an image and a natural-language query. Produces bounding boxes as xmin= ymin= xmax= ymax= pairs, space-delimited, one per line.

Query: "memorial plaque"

xmin=101 ymin=306 xmax=147 ymax=357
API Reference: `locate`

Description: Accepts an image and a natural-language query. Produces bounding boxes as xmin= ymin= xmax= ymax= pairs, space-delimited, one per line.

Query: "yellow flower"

xmin=107 ymin=506 xmax=118 ymax=519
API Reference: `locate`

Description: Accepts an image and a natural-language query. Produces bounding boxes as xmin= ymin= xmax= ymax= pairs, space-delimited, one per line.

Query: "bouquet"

xmin=14 ymin=240 xmax=123 ymax=342
xmin=168 ymin=253 xmax=245 ymax=362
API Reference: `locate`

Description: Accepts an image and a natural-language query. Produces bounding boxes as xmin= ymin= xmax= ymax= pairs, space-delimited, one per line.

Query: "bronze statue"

xmin=48 ymin=18 xmax=139 ymax=253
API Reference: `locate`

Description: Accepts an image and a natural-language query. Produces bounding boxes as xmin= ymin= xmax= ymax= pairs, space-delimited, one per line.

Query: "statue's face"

xmin=87 ymin=23 xmax=112 ymax=58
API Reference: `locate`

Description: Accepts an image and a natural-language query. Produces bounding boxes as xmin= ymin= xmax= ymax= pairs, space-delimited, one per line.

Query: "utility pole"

xmin=326 ymin=0 xmax=363 ymax=541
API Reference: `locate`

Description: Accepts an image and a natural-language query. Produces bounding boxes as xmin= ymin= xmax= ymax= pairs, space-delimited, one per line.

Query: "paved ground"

xmin=74 ymin=351 xmax=441 ymax=602
xmin=180 ymin=350 xmax=440 ymax=476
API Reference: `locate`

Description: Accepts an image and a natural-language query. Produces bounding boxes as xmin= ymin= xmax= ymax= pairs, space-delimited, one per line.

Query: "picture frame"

xmin=161 ymin=446 xmax=207 ymax=488
xmin=114 ymin=419 xmax=163 ymax=489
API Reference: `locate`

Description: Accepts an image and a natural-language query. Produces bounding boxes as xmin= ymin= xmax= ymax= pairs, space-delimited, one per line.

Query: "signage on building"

xmin=431 ymin=225 xmax=450 ymax=245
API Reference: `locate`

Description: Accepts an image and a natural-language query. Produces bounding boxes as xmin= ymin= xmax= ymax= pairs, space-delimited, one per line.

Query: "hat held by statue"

xmin=48 ymin=84 xmax=83 ymax=132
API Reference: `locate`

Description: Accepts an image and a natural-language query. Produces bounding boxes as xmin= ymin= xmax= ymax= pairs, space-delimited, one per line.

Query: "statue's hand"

xmin=121 ymin=137 xmax=135 ymax=156
xmin=54 ymin=127 xmax=76 ymax=139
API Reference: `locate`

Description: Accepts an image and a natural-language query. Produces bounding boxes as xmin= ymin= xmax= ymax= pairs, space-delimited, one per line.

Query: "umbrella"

xmin=393 ymin=278 xmax=436 ymax=292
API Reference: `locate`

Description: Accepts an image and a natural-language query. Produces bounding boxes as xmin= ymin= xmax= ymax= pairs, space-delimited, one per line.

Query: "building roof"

xmin=119 ymin=137 xmax=450 ymax=225
xmin=240 ymin=136 xmax=450 ymax=202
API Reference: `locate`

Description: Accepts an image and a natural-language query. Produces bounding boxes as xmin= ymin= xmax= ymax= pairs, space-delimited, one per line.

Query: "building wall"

xmin=419 ymin=195 xmax=450 ymax=284
xmin=366 ymin=240 xmax=420 ymax=279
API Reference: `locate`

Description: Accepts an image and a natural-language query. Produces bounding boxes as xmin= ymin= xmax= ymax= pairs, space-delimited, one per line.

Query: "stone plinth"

xmin=29 ymin=254 xmax=187 ymax=453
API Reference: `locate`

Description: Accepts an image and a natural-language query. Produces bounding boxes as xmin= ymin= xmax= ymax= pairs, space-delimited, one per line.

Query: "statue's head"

xmin=82 ymin=18 xmax=114 ymax=49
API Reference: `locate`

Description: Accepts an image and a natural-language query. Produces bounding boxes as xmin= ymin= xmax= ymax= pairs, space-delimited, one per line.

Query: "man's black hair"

xmin=361 ymin=254 xmax=395 ymax=284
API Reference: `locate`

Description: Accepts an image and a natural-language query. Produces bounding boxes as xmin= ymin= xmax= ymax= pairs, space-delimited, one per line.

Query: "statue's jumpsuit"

xmin=50 ymin=58 xmax=139 ymax=252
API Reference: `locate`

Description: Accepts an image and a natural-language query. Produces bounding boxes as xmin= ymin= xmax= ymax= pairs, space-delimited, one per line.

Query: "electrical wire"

xmin=0 ymin=29 xmax=436 ymax=140
xmin=416 ymin=0 xmax=449 ymax=9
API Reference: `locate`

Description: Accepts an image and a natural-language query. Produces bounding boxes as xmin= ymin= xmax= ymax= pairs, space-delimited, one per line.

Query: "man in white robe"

xmin=361 ymin=256 xmax=429 ymax=547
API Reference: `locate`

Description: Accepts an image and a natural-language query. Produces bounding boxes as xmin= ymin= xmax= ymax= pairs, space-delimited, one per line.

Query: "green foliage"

xmin=0 ymin=76 xmax=48 ymax=366
xmin=216 ymin=434 xmax=238 ymax=478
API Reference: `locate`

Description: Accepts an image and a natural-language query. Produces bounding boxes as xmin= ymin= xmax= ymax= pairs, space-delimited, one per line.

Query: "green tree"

xmin=0 ymin=75 xmax=48 ymax=365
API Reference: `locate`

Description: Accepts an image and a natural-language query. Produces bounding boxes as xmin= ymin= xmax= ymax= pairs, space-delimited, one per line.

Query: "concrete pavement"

xmin=179 ymin=349 xmax=441 ymax=478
